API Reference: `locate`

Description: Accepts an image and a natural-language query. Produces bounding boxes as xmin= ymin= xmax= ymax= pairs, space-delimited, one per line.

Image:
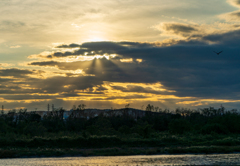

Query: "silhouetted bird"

xmin=213 ymin=51 xmax=223 ymax=55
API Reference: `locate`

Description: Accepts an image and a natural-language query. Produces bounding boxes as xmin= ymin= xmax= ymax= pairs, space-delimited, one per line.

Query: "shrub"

xmin=0 ymin=118 xmax=13 ymax=133
xmin=118 ymin=125 xmax=131 ymax=134
xmin=201 ymin=123 xmax=229 ymax=134
xmin=23 ymin=122 xmax=47 ymax=136
xmin=169 ymin=119 xmax=192 ymax=134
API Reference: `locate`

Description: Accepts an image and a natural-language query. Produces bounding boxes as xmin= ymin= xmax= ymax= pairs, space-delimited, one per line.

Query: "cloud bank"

xmin=1 ymin=27 xmax=240 ymax=110
xmin=2 ymin=0 xmax=240 ymax=110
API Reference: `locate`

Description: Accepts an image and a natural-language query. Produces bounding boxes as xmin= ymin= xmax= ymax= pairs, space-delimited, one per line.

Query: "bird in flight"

xmin=213 ymin=51 xmax=223 ymax=55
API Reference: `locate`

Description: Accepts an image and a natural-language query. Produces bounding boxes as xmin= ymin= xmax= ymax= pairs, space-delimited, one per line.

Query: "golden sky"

xmin=1 ymin=0 xmax=240 ymax=110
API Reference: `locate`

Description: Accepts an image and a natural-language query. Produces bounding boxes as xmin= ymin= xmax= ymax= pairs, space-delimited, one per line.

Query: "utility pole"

xmin=1 ymin=105 xmax=3 ymax=112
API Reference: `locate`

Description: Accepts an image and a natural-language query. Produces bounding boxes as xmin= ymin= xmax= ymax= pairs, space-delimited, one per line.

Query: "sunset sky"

xmin=1 ymin=0 xmax=240 ymax=111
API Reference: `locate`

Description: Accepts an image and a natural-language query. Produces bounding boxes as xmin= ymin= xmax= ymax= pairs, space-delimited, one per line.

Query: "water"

xmin=0 ymin=154 xmax=240 ymax=165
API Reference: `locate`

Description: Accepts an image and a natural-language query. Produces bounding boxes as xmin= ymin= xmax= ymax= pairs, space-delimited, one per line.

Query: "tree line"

xmin=0 ymin=105 xmax=239 ymax=138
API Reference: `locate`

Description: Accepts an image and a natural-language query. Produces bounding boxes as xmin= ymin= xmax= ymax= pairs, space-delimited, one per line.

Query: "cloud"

xmin=219 ymin=10 xmax=240 ymax=22
xmin=25 ymin=37 xmax=240 ymax=103
xmin=30 ymin=41 xmax=155 ymax=59
xmin=10 ymin=45 xmax=21 ymax=48
xmin=4 ymin=19 xmax=240 ymax=110
xmin=109 ymin=82 xmax=175 ymax=95
xmin=155 ymin=22 xmax=204 ymax=39
xmin=227 ymin=0 xmax=240 ymax=8
xmin=218 ymin=0 xmax=240 ymax=22
xmin=0 ymin=68 xmax=33 ymax=78
xmin=155 ymin=21 xmax=240 ymax=46
xmin=202 ymin=29 xmax=240 ymax=45
xmin=159 ymin=22 xmax=198 ymax=34
xmin=56 ymin=43 xmax=81 ymax=48
xmin=2 ymin=0 xmax=240 ymax=110
xmin=0 ymin=63 xmax=14 ymax=67
xmin=0 ymin=0 xmax=235 ymax=48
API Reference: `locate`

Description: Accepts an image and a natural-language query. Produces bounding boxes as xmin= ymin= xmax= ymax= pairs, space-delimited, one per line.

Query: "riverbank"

xmin=1 ymin=107 xmax=240 ymax=159
xmin=2 ymin=146 xmax=240 ymax=158
xmin=1 ymin=133 xmax=240 ymax=158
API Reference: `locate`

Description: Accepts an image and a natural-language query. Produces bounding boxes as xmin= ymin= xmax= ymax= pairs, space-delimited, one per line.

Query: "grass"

xmin=2 ymin=146 xmax=240 ymax=158
xmin=1 ymin=133 xmax=240 ymax=158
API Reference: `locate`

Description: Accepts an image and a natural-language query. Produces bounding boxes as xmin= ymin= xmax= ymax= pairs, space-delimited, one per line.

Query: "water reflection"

xmin=1 ymin=154 xmax=240 ymax=166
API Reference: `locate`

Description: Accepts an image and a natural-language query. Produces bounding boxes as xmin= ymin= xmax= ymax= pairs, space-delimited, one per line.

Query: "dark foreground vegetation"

xmin=1 ymin=105 xmax=240 ymax=158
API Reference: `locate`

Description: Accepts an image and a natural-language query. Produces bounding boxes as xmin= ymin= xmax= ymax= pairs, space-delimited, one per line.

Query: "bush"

xmin=130 ymin=121 xmax=153 ymax=138
xmin=118 ymin=125 xmax=131 ymax=134
xmin=0 ymin=118 xmax=13 ymax=133
xmin=169 ymin=119 xmax=192 ymax=134
xmin=23 ymin=122 xmax=47 ymax=136
xmin=201 ymin=123 xmax=229 ymax=134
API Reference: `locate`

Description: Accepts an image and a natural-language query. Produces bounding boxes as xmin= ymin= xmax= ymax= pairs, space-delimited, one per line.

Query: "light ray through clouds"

xmin=1 ymin=0 xmax=240 ymax=110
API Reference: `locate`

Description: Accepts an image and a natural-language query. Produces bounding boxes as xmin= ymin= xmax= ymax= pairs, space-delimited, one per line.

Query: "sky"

xmin=1 ymin=0 xmax=240 ymax=111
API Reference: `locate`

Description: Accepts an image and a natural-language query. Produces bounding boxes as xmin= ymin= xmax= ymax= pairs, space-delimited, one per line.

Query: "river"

xmin=1 ymin=154 xmax=240 ymax=165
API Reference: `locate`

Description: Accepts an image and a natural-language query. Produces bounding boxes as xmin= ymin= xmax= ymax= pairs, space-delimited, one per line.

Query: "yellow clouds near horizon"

xmin=177 ymin=99 xmax=240 ymax=107
xmin=60 ymin=81 xmax=191 ymax=105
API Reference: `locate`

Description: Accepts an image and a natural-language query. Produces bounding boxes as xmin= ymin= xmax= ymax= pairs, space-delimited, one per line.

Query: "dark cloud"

xmin=157 ymin=22 xmax=240 ymax=46
xmin=202 ymin=29 xmax=240 ymax=45
xmin=27 ymin=27 xmax=240 ymax=98
xmin=37 ymin=41 xmax=155 ymax=58
xmin=220 ymin=1 xmax=240 ymax=21
xmin=56 ymin=41 xmax=152 ymax=49
xmin=111 ymin=85 xmax=173 ymax=95
xmin=29 ymin=60 xmax=92 ymax=70
xmin=31 ymin=76 xmax=104 ymax=94
xmin=1 ymin=95 xmax=56 ymax=100
xmin=220 ymin=10 xmax=240 ymax=22
xmin=230 ymin=11 xmax=240 ymax=17
xmin=0 ymin=68 xmax=33 ymax=77
xmin=233 ymin=0 xmax=240 ymax=5
xmin=56 ymin=43 xmax=81 ymax=48
xmin=47 ymin=49 xmax=87 ymax=58
xmin=157 ymin=22 xmax=201 ymax=38
xmin=158 ymin=22 xmax=240 ymax=46
xmin=4 ymin=25 xmax=240 ymax=110
xmin=30 ymin=61 xmax=59 ymax=66
xmin=92 ymin=95 xmax=148 ymax=101
xmin=162 ymin=23 xmax=198 ymax=33
xmin=28 ymin=38 xmax=240 ymax=101
xmin=0 ymin=78 xmax=14 ymax=83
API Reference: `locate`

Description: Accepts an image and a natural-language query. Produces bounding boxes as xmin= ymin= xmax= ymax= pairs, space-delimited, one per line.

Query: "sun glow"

xmin=86 ymin=30 xmax=108 ymax=42
xmin=95 ymin=54 xmax=110 ymax=60
xmin=89 ymin=37 xmax=106 ymax=42
xmin=120 ymin=58 xmax=133 ymax=63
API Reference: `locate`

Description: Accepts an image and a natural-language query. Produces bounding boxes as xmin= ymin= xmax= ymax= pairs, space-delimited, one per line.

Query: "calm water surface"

xmin=1 ymin=154 xmax=240 ymax=166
